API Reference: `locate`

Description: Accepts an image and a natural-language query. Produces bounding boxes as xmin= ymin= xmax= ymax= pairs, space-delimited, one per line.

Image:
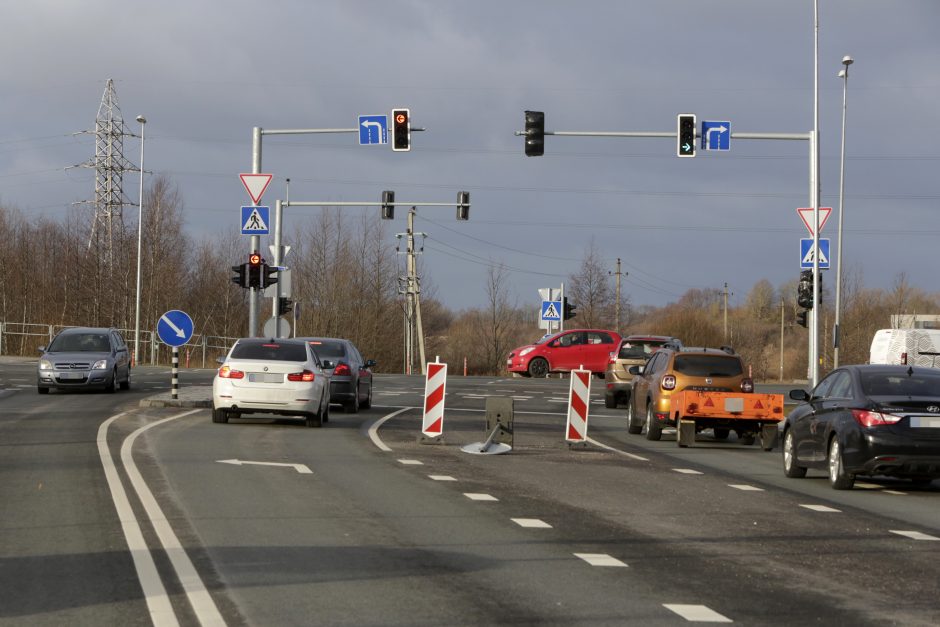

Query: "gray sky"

xmin=3 ymin=1 xmax=938 ymax=312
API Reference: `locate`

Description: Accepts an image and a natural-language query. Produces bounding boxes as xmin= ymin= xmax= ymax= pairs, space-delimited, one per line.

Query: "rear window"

xmin=860 ymin=371 xmax=940 ymax=397
xmin=307 ymin=340 xmax=347 ymax=359
xmin=619 ymin=341 xmax=668 ymax=360
xmin=49 ymin=333 xmax=111 ymax=352
xmin=673 ymin=355 xmax=743 ymax=377
xmin=231 ymin=342 xmax=308 ymax=362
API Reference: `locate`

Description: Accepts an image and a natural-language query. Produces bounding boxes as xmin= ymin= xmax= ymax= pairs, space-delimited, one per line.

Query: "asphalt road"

xmin=1 ymin=360 xmax=938 ymax=626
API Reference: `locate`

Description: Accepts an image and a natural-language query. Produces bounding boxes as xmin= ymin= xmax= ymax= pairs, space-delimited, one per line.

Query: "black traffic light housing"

xmin=261 ymin=262 xmax=279 ymax=290
xmin=231 ymin=263 xmax=247 ymax=288
xmin=797 ymin=270 xmax=814 ymax=309
xmin=456 ymin=191 xmax=470 ymax=220
xmin=277 ymin=297 xmax=293 ymax=317
xmin=391 ymin=109 xmax=410 ymax=152
xmin=796 ymin=310 xmax=808 ymax=328
xmin=563 ymin=297 xmax=577 ymax=321
xmin=381 ymin=190 xmax=395 ymax=220
xmin=677 ymin=113 xmax=696 ymax=157
xmin=524 ymin=110 xmax=545 ymax=156
xmin=247 ymin=252 xmax=262 ymax=289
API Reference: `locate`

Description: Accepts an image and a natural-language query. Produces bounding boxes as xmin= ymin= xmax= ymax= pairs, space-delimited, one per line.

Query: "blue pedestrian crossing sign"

xmin=702 ymin=120 xmax=731 ymax=151
xmin=359 ymin=114 xmax=388 ymax=145
xmin=157 ymin=310 xmax=194 ymax=347
xmin=541 ymin=300 xmax=562 ymax=322
xmin=800 ymin=238 xmax=830 ymax=269
xmin=241 ymin=206 xmax=270 ymax=234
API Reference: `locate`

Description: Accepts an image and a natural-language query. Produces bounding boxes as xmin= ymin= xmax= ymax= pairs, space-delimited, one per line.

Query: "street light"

xmin=134 ymin=115 xmax=147 ymax=366
xmin=833 ymin=55 xmax=853 ymax=368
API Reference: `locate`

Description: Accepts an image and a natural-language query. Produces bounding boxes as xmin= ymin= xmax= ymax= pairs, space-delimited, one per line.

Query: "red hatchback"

xmin=506 ymin=329 xmax=622 ymax=378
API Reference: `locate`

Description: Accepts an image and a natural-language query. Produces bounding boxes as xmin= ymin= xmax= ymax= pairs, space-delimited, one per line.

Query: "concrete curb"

xmin=139 ymin=386 xmax=212 ymax=409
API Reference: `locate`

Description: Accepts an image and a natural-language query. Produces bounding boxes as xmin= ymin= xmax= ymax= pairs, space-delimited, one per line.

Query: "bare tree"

xmin=567 ymin=239 xmax=614 ymax=328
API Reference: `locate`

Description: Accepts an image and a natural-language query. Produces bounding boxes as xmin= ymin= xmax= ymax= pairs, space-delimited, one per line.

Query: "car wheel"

xmin=626 ymin=401 xmax=642 ymax=434
xmin=361 ymin=383 xmax=372 ymax=409
xmin=37 ymin=386 xmax=49 ymax=395
xmin=322 ymin=396 xmax=331 ymax=423
xmin=120 ymin=370 xmax=130 ymax=390
xmin=107 ymin=369 xmax=118 ymax=393
xmin=345 ymin=398 xmax=359 ymax=414
xmin=828 ymin=436 xmax=855 ymax=490
xmin=211 ymin=408 xmax=229 ymax=424
xmin=782 ymin=429 xmax=807 ymax=478
xmin=604 ymin=393 xmax=617 ymax=409
xmin=644 ymin=403 xmax=662 ymax=441
xmin=713 ymin=428 xmax=730 ymax=440
xmin=307 ymin=392 xmax=326 ymax=428
xmin=527 ymin=358 xmax=549 ymax=378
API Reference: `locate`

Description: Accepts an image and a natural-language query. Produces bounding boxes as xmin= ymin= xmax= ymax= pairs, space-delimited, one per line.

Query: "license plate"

xmin=249 ymin=373 xmax=283 ymax=383
xmin=910 ymin=416 xmax=940 ymax=428
xmin=57 ymin=372 xmax=84 ymax=380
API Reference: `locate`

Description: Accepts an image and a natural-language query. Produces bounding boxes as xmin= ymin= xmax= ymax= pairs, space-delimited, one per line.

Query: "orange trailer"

xmin=669 ymin=390 xmax=785 ymax=449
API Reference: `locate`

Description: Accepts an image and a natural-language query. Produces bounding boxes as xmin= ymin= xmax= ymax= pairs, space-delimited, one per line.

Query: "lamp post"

xmin=833 ymin=55 xmax=853 ymax=368
xmin=134 ymin=115 xmax=147 ymax=366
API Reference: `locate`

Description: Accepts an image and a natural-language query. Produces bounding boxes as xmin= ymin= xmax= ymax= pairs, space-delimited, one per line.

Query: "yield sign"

xmin=239 ymin=173 xmax=273 ymax=205
xmin=796 ymin=207 xmax=832 ymax=237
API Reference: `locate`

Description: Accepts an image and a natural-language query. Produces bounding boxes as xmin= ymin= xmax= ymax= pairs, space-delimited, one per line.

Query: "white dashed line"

xmin=884 ymin=490 xmax=908 ymax=496
xmin=728 ymin=484 xmax=764 ymax=491
xmin=511 ymin=518 xmax=552 ymax=528
xmin=574 ymin=553 xmax=627 ymax=567
xmin=397 ymin=459 xmax=424 ymax=466
xmin=428 ymin=475 xmax=457 ymax=481
xmin=855 ymin=482 xmax=882 ymax=489
xmin=548 ymin=398 xmax=569 ymax=403
xmin=511 ymin=396 xmax=532 ymax=400
xmin=585 ymin=437 xmax=649 ymax=461
xmin=799 ymin=504 xmax=841 ymax=513
xmin=464 ymin=493 xmax=499 ymax=501
xmin=889 ymin=530 xmax=940 ymax=541
xmin=673 ymin=468 xmax=704 ymax=475
xmin=663 ymin=604 xmax=733 ymax=623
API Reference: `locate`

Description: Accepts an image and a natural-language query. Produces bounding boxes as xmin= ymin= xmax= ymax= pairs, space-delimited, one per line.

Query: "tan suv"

xmin=626 ymin=346 xmax=753 ymax=440
xmin=604 ymin=335 xmax=681 ymax=408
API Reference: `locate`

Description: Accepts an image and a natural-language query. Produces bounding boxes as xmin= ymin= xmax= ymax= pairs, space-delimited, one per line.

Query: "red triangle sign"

xmin=796 ymin=207 xmax=832 ymax=237
xmin=240 ymin=173 xmax=273 ymax=205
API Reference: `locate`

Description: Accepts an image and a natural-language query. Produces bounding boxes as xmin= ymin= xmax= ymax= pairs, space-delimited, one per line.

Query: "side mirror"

xmin=215 ymin=357 xmax=225 ymax=365
xmin=365 ymin=359 xmax=377 ymax=368
xmin=322 ymin=359 xmax=335 ymax=369
xmin=789 ymin=389 xmax=811 ymax=402
xmin=628 ymin=365 xmax=642 ymax=375
xmin=38 ymin=346 xmax=46 ymax=353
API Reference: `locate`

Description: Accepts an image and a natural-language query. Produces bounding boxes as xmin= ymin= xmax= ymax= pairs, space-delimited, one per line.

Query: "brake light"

xmin=662 ymin=375 xmax=676 ymax=390
xmin=608 ymin=353 xmax=616 ymax=365
xmin=901 ymin=352 xmax=908 ymax=365
xmin=852 ymin=409 xmax=903 ymax=427
xmin=333 ymin=362 xmax=351 ymax=376
xmin=218 ymin=365 xmax=244 ymax=379
xmin=287 ymin=370 xmax=316 ymax=382
xmin=741 ymin=378 xmax=754 ymax=393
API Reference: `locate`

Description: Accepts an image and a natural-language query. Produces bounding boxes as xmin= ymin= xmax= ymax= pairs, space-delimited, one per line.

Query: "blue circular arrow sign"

xmin=157 ymin=310 xmax=194 ymax=347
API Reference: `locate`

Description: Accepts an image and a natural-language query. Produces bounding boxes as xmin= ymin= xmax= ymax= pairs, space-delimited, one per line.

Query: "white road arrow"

xmin=160 ymin=314 xmax=186 ymax=338
xmin=217 ymin=459 xmax=313 ymax=474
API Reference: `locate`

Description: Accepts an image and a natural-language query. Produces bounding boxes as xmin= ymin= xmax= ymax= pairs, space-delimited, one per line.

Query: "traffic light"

xmin=381 ymin=190 xmax=395 ymax=220
xmin=563 ymin=297 xmax=577 ymax=320
xmin=796 ymin=310 xmax=808 ymax=328
xmin=798 ymin=270 xmax=814 ymax=309
xmin=456 ymin=191 xmax=470 ymax=220
xmin=277 ymin=297 xmax=293 ymax=317
xmin=261 ymin=263 xmax=279 ymax=289
xmin=231 ymin=263 xmax=247 ymax=288
xmin=391 ymin=108 xmax=410 ymax=152
xmin=677 ymin=113 xmax=696 ymax=157
xmin=524 ymin=110 xmax=545 ymax=156
xmin=247 ymin=252 xmax=262 ymax=289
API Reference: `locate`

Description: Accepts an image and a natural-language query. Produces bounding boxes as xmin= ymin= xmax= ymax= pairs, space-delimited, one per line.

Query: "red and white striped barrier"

xmin=566 ymin=367 xmax=591 ymax=443
xmin=422 ymin=360 xmax=447 ymax=438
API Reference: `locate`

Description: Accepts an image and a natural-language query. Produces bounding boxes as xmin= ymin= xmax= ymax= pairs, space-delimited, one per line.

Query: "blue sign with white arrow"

xmin=157 ymin=310 xmax=194 ymax=347
xmin=702 ymin=120 xmax=731 ymax=151
xmin=800 ymin=238 xmax=830 ymax=269
xmin=241 ymin=206 xmax=270 ymax=234
xmin=541 ymin=300 xmax=562 ymax=322
xmin=358 ymin=114 xmax=388 ymax=145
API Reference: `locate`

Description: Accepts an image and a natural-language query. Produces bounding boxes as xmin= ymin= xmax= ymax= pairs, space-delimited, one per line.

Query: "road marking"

xmin=511 ymin=396 xmax=532 ymax=400
xmin=884 ymin=490 xmax=908 ymax=496
xmin=673 ymin=468 xmax=704 ymax=475
xmin=890 ymin=530 xmax=940 ymax=541
xmin=367 ymin=407 xmax=412 ymax=452
xmin=429 ymin=475 xmax=457 ymax=481
xmin=799 ymin=504 xmax=841 ymax=512
xmin=464 ymin=493 xmax=499 ymax=501
xmin=216 ymin=459 xmax=312 ymax=474
xmin=663 ymin=604 xmax=733 ymax=623
xmin=574 ymin=553 xmax=627 ymax=567
xmin=463 ymin=394 xmax=488 ymax=398
xmin=728 ymin=484 xmax=764 ymax=491
xmin=585 ymin=436 xmax=649 ymax=461
xmin=548 ymin=398 xmax=568 ymax=403
xmin=512 ymin=518 xmax=552 ymax=528
xmin=855 ymin=481 xmax=882 ymax=489
xmin=398 ymin=459 xmax=424 ymax=466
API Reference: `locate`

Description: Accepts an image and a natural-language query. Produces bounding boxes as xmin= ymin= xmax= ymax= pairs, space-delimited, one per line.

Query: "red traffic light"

xmin=249 ymin=253 xmax=261 ymax=266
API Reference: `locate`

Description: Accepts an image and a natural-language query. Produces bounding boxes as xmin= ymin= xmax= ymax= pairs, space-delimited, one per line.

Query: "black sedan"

xmin=782 ymin=364 xmax=940 ymax=489
xmin=297 ymin=337 xmax=375 ymax=413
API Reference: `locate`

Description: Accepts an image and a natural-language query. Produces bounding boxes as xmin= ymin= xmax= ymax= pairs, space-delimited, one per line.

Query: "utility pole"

xmin=609 ymin=258 xmax=625 ymax=334
xmin=398 ymin=209 xmax=427 ymax=375
xmin=780 ymin=299 xmax=785 ymax=382
xmin=722 ymin=283 xmax=731 ymax=342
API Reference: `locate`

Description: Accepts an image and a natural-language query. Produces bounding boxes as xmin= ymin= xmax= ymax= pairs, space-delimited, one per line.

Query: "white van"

xmin=869 ymin=329 xmax=940 ymax=367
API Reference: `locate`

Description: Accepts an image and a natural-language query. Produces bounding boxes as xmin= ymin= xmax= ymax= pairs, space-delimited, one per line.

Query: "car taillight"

xmin=852 ymin=409 xmax=903 ymax=427
xmin=287 ymin=370 xmax=316 ymax=382
xmin=901 ymin=352 xmax=908 ymax=365
xmin=333 ymin=362 xmax=351 ymax=376
xmin=741 ymin=378 xmax=754 ymax=393
xmin=608 ymin=353 xmax=616 ymax=365
xmin=218 ymin=365 xmax=244 ymax=379
xmin=662 ymin=375 xmax=676 ymax=390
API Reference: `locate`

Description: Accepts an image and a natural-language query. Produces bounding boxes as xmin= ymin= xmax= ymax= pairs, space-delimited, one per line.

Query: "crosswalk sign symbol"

xmin=800 ymin=237 xmax=830 ymax=269
xmin=541 ymin=300 xmax=562 ymax=322
xmin=241 ymin=206 xmax=270 ymax=234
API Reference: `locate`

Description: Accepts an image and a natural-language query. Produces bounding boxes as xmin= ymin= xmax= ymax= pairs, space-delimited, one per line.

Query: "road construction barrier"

xmin=461 ymin=397 xmax=514 ymax=455
xmin=422 ymin=359 xmax=447 ymax=438
xmin=565 ymin=367 xmax=591 ymax=443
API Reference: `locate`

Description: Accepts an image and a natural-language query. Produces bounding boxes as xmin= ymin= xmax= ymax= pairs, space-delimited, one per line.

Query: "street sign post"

xmin=358 ymin=115 xmax=389 ymax=145
xmin=241 ymin=206 xmax=270 ymax=234
xmin=157 ymin=309 xmax=194 ymax=401
xmin=702 ymin=121 xmax=731 ymax=151
xmin=800 ymin=238 xmax=831 ymax=269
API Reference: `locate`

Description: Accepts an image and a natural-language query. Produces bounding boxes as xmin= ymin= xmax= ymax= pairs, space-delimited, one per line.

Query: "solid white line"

xmin=728 ymin=484 xmax=764 ymax=492
xmin=574 ymin=553 xmax=627 ymax=567
xmin=884 ymin=490 xmax=908 ymax=496
xmin=398 ymin=459 xmax=424 ymax=466
xmin=889 ymin=530 xmax=940 ymax=541
xmin=367 ymin=407 xmax=413 ymax=452
xmin=511 ymin=518 xmax=552 ymax=528
xmin=97 ymin=413 xmax=179 ymax=627
xmin=673 ymin=468 xmax=704 ymax=475
xmin=429 ymin=475 xmax=457 ymax=481
xmin=799 ymin=504 xmax=841 ymax=513
xmin=121 ymin=410 xmax=226 ymax=626
xmin=663 ymin=604 xmax=733 ymax=622
xmin=464 ymin=493 xmax=499 ymax=501
xmin=585 ymin=436 xmax=649 ymax=461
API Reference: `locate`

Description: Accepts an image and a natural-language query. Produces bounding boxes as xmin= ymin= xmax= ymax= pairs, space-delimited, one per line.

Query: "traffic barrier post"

xmin=565 ymin=366 xmax=591 ymax=444
xmin=420 ymin=357 xmax=447 ymax=442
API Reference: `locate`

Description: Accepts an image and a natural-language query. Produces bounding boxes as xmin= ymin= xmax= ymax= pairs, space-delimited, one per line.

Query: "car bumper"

xmin=845 ymin=431 xmax=940 ymax=478
xmin=506 ymin=358 xmax=530 ymax=373
xmin=38 ymin=369 xmax=112 ymax=389
xmin=329 ymin=378 xmax=355 ymax=403
xmin=213 ymin=380 xmax=320 ymax=416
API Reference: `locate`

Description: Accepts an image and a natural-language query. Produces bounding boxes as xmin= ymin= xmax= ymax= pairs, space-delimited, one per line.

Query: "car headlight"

xmin=92 ymin=359 xmax=109 ymax=370
xmin=519 ymin=347 xmax=535 ymax=357
xmin=39 ymin=359 xmax=53 ymax=371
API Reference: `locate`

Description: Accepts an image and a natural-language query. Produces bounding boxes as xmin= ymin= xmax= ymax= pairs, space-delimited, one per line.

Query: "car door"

xmin=111 ymin=331 xmax=130 ymax=379
xmin=813 ymin=370 xmax=854 ymax=457
xmin=796 ymin=373 xmax=838 ymax=462
xmin=631 ymin=352 xmax=661 ymax=415
xmin=584 ymin=331 xmax=616 ymax=372
xmin=552 ymin=331 xmax=585 ymax=371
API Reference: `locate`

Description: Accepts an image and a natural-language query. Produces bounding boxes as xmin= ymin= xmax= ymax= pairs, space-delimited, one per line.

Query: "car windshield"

xmin=619 ymin=341 xmax=667 ymax=359
xmin=307 ymin=340 xmax=347 ymax=359
xmin=673 ymin=355 xmax=743 ymax=377
xmin=860 ymin=371 xmax=940 ymax=397
xmin=230 ymin=342 xmax=308 ymax=362
xmin=535 ymin=333 xmax=559 ymax=345
xmin=48 ymin=333 xmax=110 ymax=352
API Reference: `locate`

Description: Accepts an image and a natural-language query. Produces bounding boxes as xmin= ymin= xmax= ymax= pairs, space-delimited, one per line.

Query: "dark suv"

xmin=37 ymin=327 xmax=131 ymax=393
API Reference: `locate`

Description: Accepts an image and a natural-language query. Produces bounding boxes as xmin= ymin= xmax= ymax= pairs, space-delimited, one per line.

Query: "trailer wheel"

xmin=713 ymin=428 xmax=730 ymax=440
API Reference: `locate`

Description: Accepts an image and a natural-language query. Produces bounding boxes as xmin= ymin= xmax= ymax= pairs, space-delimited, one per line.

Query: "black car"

xmin=297 ymin=337 xmax=375 ymax=413
xmin=782 ymin=364 xmax=940 ymax=489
